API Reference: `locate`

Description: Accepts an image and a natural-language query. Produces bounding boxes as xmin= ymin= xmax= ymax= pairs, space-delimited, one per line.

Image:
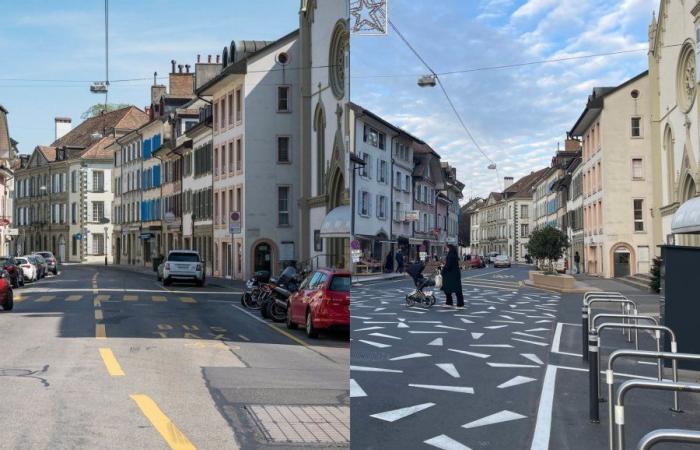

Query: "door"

xmin=225 ymin=243 xmax=232 ymax=278
xmin=614 ymin=251 xmax=630 ymax=277
xmin=59 ymin=243 xmax=65 ymax=263
xmin=254 ymin=243 xmax=272 ymax=273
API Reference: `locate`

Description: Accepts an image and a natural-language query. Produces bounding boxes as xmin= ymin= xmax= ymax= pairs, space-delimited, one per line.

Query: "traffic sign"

xmin=229 ymin=211 xmax=241 ymax=234
xmin=351 ymin=239 xmax=360 ymax=250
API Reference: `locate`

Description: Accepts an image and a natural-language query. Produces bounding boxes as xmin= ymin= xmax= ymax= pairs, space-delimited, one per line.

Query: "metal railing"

xmin=636 ymin=429 xmax=700 ymax=449
xmin=583 ymin=296 xmax=637 ymax=361
xmin=583 ymin=292 xmax=631 ymax=359
xmin=592 ymin=313 xmax=659 ymax=352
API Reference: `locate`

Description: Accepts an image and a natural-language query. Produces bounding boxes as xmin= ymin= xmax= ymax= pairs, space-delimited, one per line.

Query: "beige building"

xmin=570 ymin=72 xmax=655 ymax=277
xmin=648 ymin=1 xmax=700 ymax=247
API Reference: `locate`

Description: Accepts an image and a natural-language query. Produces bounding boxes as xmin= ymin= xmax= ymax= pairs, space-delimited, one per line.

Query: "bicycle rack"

xmin=592 ymin=313 xmax=659 ymax=352
xmin=607 ymin=350 xmax=700 ymax=450
xmin=613 ymin=377 xmax=700 ymax=450
xmin=583 ymin=297 xmax=636 ymax=362
xmin=588 ymin=323 xmax=678 ymax=424
xmin=582 ymin=292 xmax=630 ymax=360
xmin=636 ymin=428 xmax=700 ymax=449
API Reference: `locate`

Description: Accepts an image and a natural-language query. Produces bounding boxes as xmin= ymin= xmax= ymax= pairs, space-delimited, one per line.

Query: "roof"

xmin=197 ymin=30 xmax=299 ymax=95
xmin=52 ymin=106 xmax=148 ymax=148
xmin=504 ymin=167 xmax=549 ymax=198
xmin=0 ymin=104 xmax=11 ymax=158
xmin=349 ymin=102 xmax=426 ymax=144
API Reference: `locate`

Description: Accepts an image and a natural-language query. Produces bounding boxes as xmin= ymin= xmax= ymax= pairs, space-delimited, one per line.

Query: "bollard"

xmin=582 ymin=307 xmax=589 ymax=362
xmin=589 ymin=332 xmax=599 ymax=423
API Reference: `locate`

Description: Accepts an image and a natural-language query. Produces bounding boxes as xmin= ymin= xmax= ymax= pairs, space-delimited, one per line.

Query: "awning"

xmin=671 ymin=196 xmax=700 ymax=234
xmin=320 ymin=205 xmax=350 ymax=238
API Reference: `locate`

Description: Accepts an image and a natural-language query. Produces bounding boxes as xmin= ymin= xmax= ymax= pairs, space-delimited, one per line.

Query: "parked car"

xmin=286 ymin=268 xmax=350 ymax=338
xmin=15 ymin=257 xmax=37 ymax=282
xmin=32 ymin=254 xmax=48 ymax=278
xmin=159 ymin=250 xmax=205 ymax=286
xmin=493 ymin=254 xmax=512 ymax=268
xmin=0 ymin=270 xmax=14 ymax=311
xmin=24 ymin=255 xmax=44 ymax=279
xmin=35 ymin=251 xmax=58 ymax=275
xmin=485 ymin=252 xmax=499 ymax=265
xmin=0 ymin=256 xmax=24 ymax=288
xmin=467 ymin=255 xmax=486 ymax=269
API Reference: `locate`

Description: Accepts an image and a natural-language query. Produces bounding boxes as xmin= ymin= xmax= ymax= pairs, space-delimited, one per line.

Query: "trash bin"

xmin=152 ymin=256 xmax=163 ymax=272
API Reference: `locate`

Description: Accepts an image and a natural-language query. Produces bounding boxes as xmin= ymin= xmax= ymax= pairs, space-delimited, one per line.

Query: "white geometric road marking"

xmin=397 ymin=322 xmax=409 ymax=328
xmin=350 ymin=378 xmax=367 ymax=397
xmin=448 ymin=349 xmax=490 ymax=359
xmin=354 ymin=326 xmax=385 ymax=332
xmin=369 ymin=332 xmax=402 ymax=340
xmin=409 ymin=384 xmax=474 ymax=394
xmin=493 ymin=320 xmax=525 ymax=324
xmin=521 ymin=353 xmax=544 ymax=365
xmin=428 ymin=337 xmax=444 ymax=346
xmin=435 ymin=325 xmax=466 ymax=331
xmin=512 ymin=338 xmax=548 ymax=347
xmin=358 ymin=340 xmax=392 ymax=348
xmin=424 ymin=434 xmax=473 ymax=450
xmin=409 ymin=331 xmax=448 ymax=334
xmin=436 ymin=363 xmax=460 ymax=378
xmin=512 ymin=331 xmax=546 ymax=340
xmin=525 ymin=328 xmax=549 ymax=332
xmin=409 ymin=320 xmax=443 ymax=323
xmin=487 ymin=362 xmax=539 ymax=368
xmin=461 ymin=410 xmax=527 ymax=429
xmin=350 ymin=365 xmax=403 ymax=373
xmin=470 ymin=332 xmax=484 ymax=340
xmin=497 ymin=376 xmax=537 ymax=389
xmin=460 ymin=318 xmax=475 ymax=324
xmin=470 ymin=344 xmax=513 ymax=348
xmin=370 ymin=403 xmax=436 ymax=422
xmin=484 ymin=325 xmax=508 ymax=330
xmin=390 ymin=352 xmax=432 ymax=361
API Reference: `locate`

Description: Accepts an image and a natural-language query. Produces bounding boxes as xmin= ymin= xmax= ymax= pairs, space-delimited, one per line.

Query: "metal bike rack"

xmin=588 ymin=323 xmax=678 ymax=424
xmin=592 ymin=313 xmax=659 ymax=352
xmin=607 ymin=350 xmax=700 ymax=450
xmin=582 ymin=292 xmax=631 ymax=359
xmin=636 ymin=428 xmax=700 ymax=449
xmin=583 ymin=297 xmax=636 ymax=362
xmin=613 ymin=377 xmax=700 ymax=450
xmin=584 ymin=291 xmax=628 ymax=304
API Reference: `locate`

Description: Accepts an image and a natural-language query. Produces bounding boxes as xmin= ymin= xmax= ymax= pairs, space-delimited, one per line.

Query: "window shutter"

xmin=368 ymin=193 xmax=372 ymax=217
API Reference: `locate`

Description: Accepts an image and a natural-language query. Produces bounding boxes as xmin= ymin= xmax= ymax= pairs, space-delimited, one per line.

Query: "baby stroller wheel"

xmin=405 ymin=295 xmax=415 ymax=307
xmin=425 ymin=295 xmax=436 ymax=307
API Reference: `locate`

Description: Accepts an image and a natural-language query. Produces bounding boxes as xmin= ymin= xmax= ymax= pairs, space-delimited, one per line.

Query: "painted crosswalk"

xmin=12 ymin=294 xmax=207 ymax=304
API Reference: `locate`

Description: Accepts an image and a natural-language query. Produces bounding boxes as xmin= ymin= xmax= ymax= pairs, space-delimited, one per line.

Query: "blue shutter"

xmin=153 ymin=134 xmax=161 ymax=151
xmin=153 ymin=165 xmax=161 ymax=187
xmin=143 ymin=139 xmax=151 ymax=159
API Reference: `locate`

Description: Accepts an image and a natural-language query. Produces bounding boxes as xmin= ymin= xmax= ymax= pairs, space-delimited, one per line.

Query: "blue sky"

xmin=0 ymin=0 xmax=299 ymax=154
xmin=350 ymin=0 xmax=658 ymax=198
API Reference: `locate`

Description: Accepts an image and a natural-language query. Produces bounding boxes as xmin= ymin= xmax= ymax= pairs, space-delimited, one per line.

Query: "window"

xmin=520 ymin=224 xmax=529 ymax=237
xmin=278 ymin=186 xmax=290 ymax=226
xmin=277 ymin=136 xmax=290 ymax=163
xmin=236 ymin=138 xmax=242 ymax=172
xmin=378 ymin=160 xmax=387 ymax=182
xmin=277 ymin=86 xmax=290 ymax=111
xmin=362 ymin=124 xmax=385 ymax=149
xmin=632 ymin=158 xmax=643 ymax=180
xmin=360 ymin=191 xmax=369 ymax=216
xmin=92 ymin=201 xmax=104 ymax=223
xmin=71 ymin=203 xmax=77 ymax=224
xmin=71 ymin=171 xmax=77 ymax=193
xmin=313 ymin=229 xmax=323 ymax=252
xmin=377 ymin=195 xmax=386 ymax=219
xmin=214 ymin=147 xmax=219 ymax=175
xmin=220 ymin=96 xmax=226 ymax=129
xmin=227 ymin=93 xmax=233 ymax=125
xmin=92 ymin=234 xmax=105 ymax=255
xmin=405 ymin=175 xmax=410 ymax=192
xmin=235 ymin=88 xmax=242 ymax=122
xmin=633 ymin=199 xmax=644 ymax=232
xmin=228 ymin=143 xmax=234 ymax=173
xmin=631 ymin=117 xmax=641 ymax=137
xmin=360 ymin=153 xmax=369 ymax=177
xmin=214 ymin=101 xmax=219 ymax=132
xmin=520 ymin=204 xmax=528 ymax=218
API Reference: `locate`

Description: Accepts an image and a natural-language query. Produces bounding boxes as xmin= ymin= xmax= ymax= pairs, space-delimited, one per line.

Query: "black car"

xmin=35 ymin=251 xmax=58 ymax=275
xmin=0 ymin=257 xmax=23 ymax=288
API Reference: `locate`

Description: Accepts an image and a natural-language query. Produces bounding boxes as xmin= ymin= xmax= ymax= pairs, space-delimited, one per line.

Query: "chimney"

xmin=169 ymin=59 xmax=195 ymax=96
xmin=564 ymin=137 xmax=582 ymax=152
xmin=171 ymin=59 xmax=176 ymax=73
xmin=216 ymin=54 xmax=220 ymax=64
xmin=195 ymin=54 xmax=224 ymax=89
xmin=503 ymin=176 xmax=514 ymax=190
xmin=208 ymin=55 xmax=212 ymax=63
xmin=178 ymin=64 xmax=183 ymax=73
xmin=185 ymin=64 xmax=191 ymax=73
xmin=54 ymin=117 xmax=72 ymax=141
xmin=197 ymin=54 xmax=201 ymax=63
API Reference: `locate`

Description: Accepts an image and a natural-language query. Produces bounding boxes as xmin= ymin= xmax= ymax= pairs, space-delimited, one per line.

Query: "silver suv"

xmin=158 ymin=250 xmax=205 ymax=286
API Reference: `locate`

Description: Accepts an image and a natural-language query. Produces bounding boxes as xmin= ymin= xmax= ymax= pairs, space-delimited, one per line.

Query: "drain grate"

xmin=247 ymin=404 xmax=349 ymax=445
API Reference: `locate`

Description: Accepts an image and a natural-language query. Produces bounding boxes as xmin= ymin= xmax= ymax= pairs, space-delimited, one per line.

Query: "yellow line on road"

xmin=123 ymin=294 xmax=138 ymax=301
xmin=179 ymin=297 xmax=196 ymax=304
xmin=96 ymin=323 xmax=106 ymax=339
xmin=152 ymin=295 xmax=167 ymax=302
xmin=66 ymin=294 xmax=82 ymax=301
xmin=130 ymin=394 xmax=197 ymax=450
xmin=36 ymin=295 xmax=54 ymax=302
xmin=95 ymin=309 xmax=103 ymax=320
xmin=95 ymin=294 xmax=110 ymax=302
xmin=99 ymin=348 xmax=125 ymax=376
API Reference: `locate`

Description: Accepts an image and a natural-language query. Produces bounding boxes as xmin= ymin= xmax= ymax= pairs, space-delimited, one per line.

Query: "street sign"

xmin=0 ymin=218 xmax=10 ymax=226
xmin=7 ymin=228 xmax=18 ymax=236
xmin=139 ymin=232 xmax=154 ymax=240
xmin=351 ymin=249 xmax=361 ymax=263
xmin=351 ymin=239 xmax=360 ymax=250
xmin=405 ymin=210 xmax=419 ymax=222
xmin=229 ymin=211 xmax=241 ymax=234
xmin=419 ymin=244 xmax=426 ymax=252
xmin=164 ymin=212 xmax=175 ymax=223
xmin=419 ymin=251 xmax=427 ymax=261
xmin=74 ymin=233 xmax=82 ymax=241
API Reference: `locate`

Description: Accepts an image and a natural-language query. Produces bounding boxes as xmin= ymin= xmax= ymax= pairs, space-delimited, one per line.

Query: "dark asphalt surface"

xmin=0 ymin=264 xmax=349 ymax=449
xmin=350 ymin=265 xmax=700 ymax=450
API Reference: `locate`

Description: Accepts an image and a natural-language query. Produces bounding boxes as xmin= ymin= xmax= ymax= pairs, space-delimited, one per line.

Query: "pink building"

xmin=0 ymin=105 xmax=17 ymax=255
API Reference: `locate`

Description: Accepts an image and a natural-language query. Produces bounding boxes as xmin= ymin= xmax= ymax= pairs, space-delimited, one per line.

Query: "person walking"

xmin=441 ymin=245 xmax=464 ymax=308
xmin=395 ymin=249 xmax=405 ymax=273
xmin=384 ymin=249 xmax=394 ymax=273
xmin=574 ymin=251 xmax=581 ymax=274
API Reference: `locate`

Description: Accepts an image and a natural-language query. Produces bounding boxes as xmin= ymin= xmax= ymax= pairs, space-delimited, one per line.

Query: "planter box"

xmin=529 ymin=270 xmax=575 ymax=290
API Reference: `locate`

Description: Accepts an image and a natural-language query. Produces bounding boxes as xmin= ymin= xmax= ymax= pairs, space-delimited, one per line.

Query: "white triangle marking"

xmin=497 ymin=376 xmax=537 ymax=389
xmin=409 ymin=384 xmax=474 ymax=394
xmin=448 ymin=349 xmax=490 ymax=359
xmin=359 ymin=340 xmax=391 ymax=348
xmin=369 ymin=332 xmax=402 ymax=340
xmin=397 ymin=322 xmax=409 ymax=328
xmin=351 ymin=365 xmax=403 ymax=373
xmin=370 ymin=402 xmax=436 ymax=422
xmin=471 ymin=332 xmax=484 ymax=340
xmin=461 ymin=410 xmax=527 ymax=429
xmin=350 ymin=378 xmax=367 ymax=397
xmin=521 ymin=353 xmax=544 ymax=365
xmin=460 ymin=318 xmax=475 ymax=324
xmin=390 ymin=352 xmax=431 ymax=361
xmin=484 ymin=325 xmax=508 ymax=330
xmin=424 ymin=434 xmax=473 ymax=450
xmin=428 ymin=337 xmax=444 ymax=346
xmin=353 ymin=326 xmax=384 ymax=332
xmin=435 ymin=363 xmax=460 ymax=378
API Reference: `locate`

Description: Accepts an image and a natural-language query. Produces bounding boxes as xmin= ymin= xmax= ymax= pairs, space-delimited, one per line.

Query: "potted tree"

xmin=526 ymin=226 xmax=574 ymax=290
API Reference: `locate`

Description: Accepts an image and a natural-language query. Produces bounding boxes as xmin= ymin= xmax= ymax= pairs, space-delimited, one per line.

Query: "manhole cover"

xmin=247 ymin=404 xmax=349 ymax=445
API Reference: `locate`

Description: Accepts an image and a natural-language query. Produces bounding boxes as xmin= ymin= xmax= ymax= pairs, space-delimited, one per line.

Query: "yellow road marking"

xmin=36 ymin=295 xmax=54 ymax=302
xmin=95 ymin=309 xmax=103 ymax=320
xmin=123 ymin=294 xmax=138 ymax=301
xmin=95 ymin=294 xmax=109 ymax=302
xmin=152 ymin=295 xmax=167 ymax=302
xmin=130 ymin=394 xmax=197 ymax=450
xmin=96 ymin=323 xmax=106 ymax=339
xmin=179 ymin=297 xmax=196 ymax=304
xmin=66 ymin=294 xmax=82 ymax=301
xmin=98 ymin=348 xmax=125 ymax=376
xmin=94 ymin=299 xmax=101 ymax=308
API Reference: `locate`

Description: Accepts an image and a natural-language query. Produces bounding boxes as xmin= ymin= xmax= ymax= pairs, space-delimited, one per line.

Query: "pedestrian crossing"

xmin=12 ymin=293 xmax=203 ymax=304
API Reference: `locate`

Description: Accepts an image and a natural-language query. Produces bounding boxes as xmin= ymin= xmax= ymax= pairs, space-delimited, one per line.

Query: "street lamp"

xmin=417 ymin=74 xmax=437 ymax=87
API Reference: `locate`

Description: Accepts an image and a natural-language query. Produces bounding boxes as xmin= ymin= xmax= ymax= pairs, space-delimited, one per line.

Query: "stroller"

xmin=405 ymin=261 xmax=441 ymax=307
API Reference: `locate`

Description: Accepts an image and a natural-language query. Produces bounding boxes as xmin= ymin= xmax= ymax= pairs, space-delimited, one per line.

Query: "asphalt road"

xmin=350 ymin=264 xmax=700 ymax=450
xmin=0 ymin=264 xmax=349 ymax=450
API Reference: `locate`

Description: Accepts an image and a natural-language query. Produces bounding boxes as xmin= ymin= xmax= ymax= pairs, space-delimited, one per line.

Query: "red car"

xmin=286 ymin=268 xmax=350 ymax=338
xmin=0 ymin=270 xmax=14 ymax=311
xmin=467 ymin=255 xmax=486 ymax=269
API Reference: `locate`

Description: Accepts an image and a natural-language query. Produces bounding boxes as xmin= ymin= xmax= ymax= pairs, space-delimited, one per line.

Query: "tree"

xmin=649 ymin=256 xmax=661 ymax=293
xmin=81 ymin=103 xmax=131 ymax=119
xmin=526 ymin=226 xmax=570 ymax=274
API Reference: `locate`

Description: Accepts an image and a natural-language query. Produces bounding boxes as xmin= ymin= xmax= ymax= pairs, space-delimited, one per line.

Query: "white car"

xmin=159 ymin=250 xmax=205 ymax=286
xmin=15 ymin=257 xmax=37 ymax=282
xmin=493 ymin=255 xmax=511 ymax=268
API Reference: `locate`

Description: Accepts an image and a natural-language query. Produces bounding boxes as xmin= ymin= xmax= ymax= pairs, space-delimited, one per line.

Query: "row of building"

xmin=464 ymin=0 xmax=700 ymax=278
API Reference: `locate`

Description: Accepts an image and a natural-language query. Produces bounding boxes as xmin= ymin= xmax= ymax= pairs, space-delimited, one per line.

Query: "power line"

xmin=388 ymin=19 xmax=498 ymax=177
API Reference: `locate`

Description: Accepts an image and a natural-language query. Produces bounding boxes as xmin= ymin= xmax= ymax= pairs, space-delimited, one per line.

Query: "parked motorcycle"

xmin=260 ymin=266 xmax=302 ymax=322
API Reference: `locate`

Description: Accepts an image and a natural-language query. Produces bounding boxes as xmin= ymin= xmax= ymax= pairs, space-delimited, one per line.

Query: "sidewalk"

xmin=86 ymin=262 xmax=246 ymax=290
xmin=352 ymin=271 xmax=406 ymax=284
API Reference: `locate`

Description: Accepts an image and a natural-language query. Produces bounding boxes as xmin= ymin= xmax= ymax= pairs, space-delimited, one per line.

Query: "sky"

xmin=350 ymin=0 xmax=658 ymax=199
xmin=0 ymin=0 xmax=299 ymax=154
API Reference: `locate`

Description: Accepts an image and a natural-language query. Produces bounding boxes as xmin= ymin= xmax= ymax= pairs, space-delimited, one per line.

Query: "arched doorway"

xmin=251 ymin=240 xmax=277 ymax=275
xmin=610 ymin=243 xmax=635 ymax=278
xmin=58 ymin=235 xmax=66 ymax=263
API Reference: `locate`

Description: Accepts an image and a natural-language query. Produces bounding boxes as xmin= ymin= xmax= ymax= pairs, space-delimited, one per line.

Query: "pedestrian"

xmin=441 ymin=245 xmax=464 ymax=308
xmin=574 ymin=251 xmax=581 ymax=274
xmin=384 ymin=249 xmax=394 ymax=273
xmin=395 ymin=249 xmax=404 ymax=273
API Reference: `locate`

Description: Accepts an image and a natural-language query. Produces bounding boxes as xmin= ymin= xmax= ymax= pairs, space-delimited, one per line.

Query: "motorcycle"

xmin=260 ymin=266 xmax=303 ymax=322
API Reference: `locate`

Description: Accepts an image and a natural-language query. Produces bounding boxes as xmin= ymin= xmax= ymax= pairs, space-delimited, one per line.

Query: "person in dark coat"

xmin=395 ymin=249 xmax=405 ymax=273
xmin=384 ymin=250 xmax=394 ymax=273
xmin=441 ymin=245 xmax=464 ymax=307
